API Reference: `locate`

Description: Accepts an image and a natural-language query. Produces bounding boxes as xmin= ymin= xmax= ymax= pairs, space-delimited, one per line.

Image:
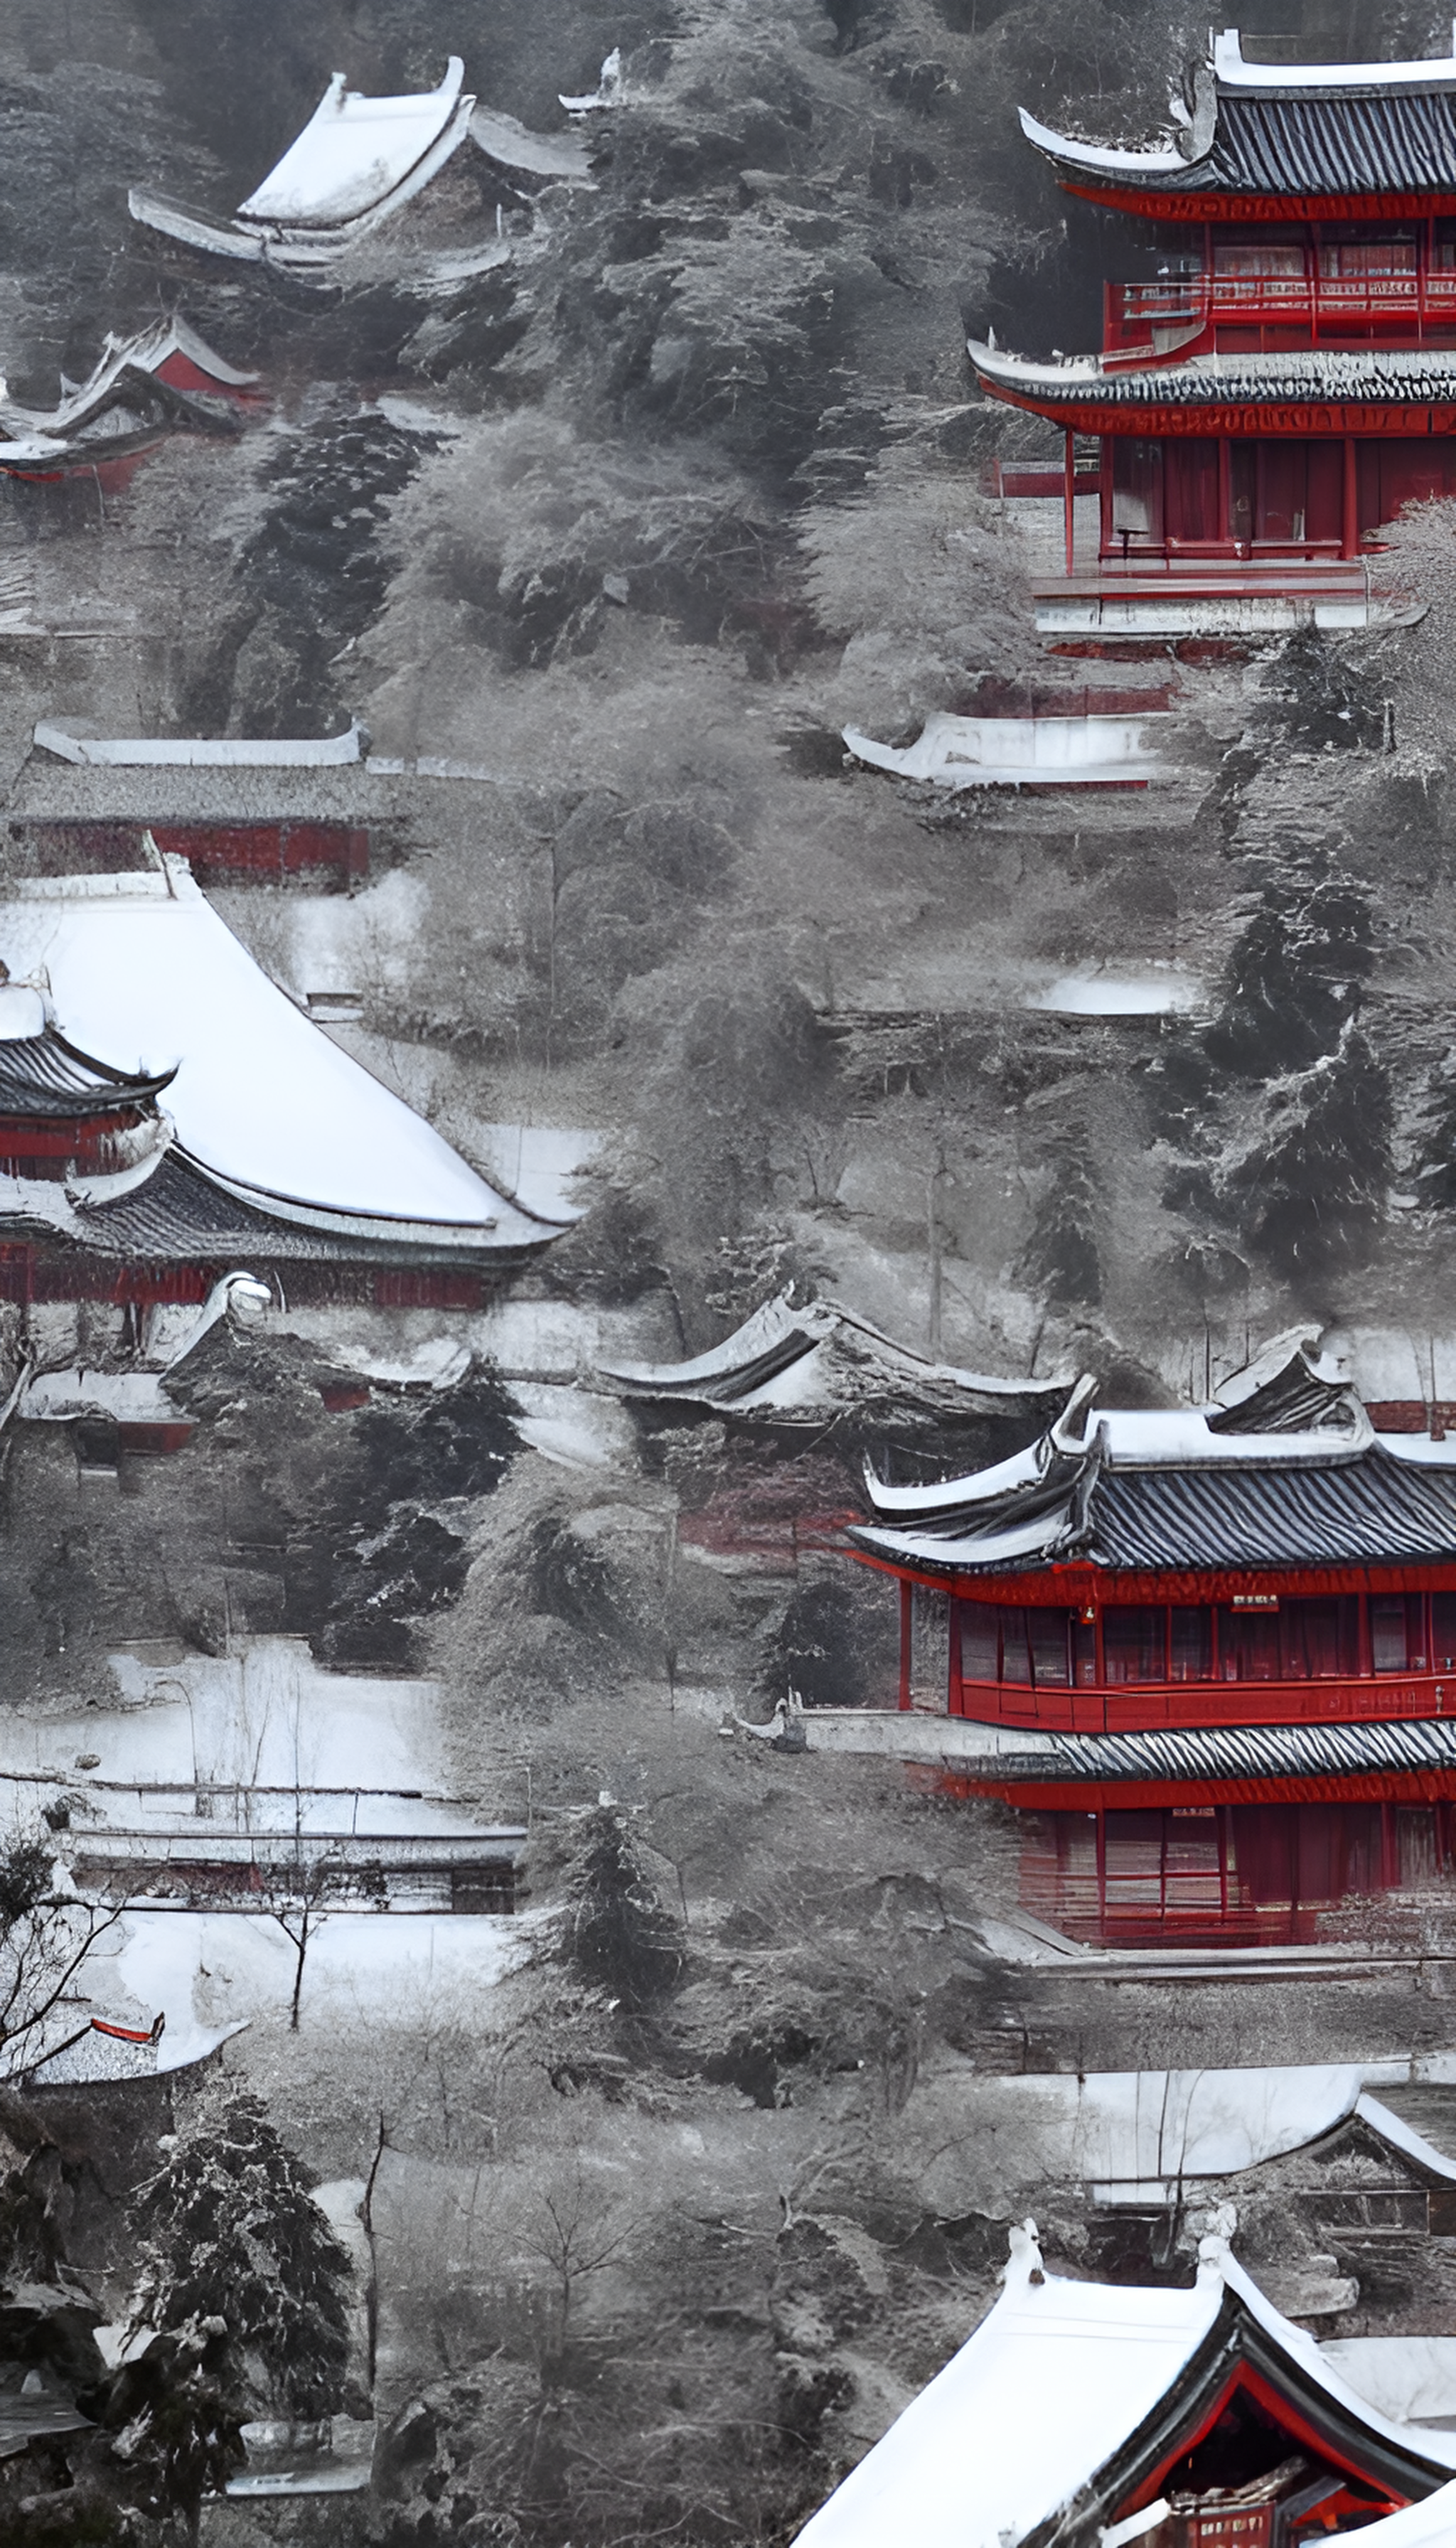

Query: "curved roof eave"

xmin=179 ymin=1153 xmax=563 ymax=1254
xmin=1018 ymin=104 xmax=1192 ymax=174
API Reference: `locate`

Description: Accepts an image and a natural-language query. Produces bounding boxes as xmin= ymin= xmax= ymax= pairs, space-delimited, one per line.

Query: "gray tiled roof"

xmin=0 ymin=1027 xmax=173 ymax=1118
xmin=852 ymin=1445 xmax=1456 ymax=1574
xmin=962 ymin=1713 xmax=1456 ymax=1784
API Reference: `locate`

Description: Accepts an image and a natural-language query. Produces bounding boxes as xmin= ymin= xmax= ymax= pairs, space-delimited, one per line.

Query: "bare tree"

xmin=0 ymin=1828 xmax=123 ymax=2079
xmin=518 ymin=2158 xmax=639 ymax=2350
xmin=252 ymin=1848 xmax=385 ymax=2033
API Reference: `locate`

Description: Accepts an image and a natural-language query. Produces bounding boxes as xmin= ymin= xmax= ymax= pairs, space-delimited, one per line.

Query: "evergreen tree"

xmin=103 ymin=2311 xmax=245 ymax=2544
xmin=1411 ymin=1050 xmax=1456 ymax=1212
xmin=1018 ymin=1121 xmax=1101 ymax=1311
xmin=1253 ymin=623 xmax=1388 ymax=754
xmin=1204 ymin=866 xmax=1375 ymax=1083
xmin=1221 ymin=1021 xmax=1392 ymax=1278
xmin=561 ymin=1804 xmax=683 ymax=2014
xmin=126 ymin=2089 xmax=351 ymax=2423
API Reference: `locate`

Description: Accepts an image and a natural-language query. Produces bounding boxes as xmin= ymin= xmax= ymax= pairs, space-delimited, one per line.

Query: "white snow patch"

xmin=510 ymin=1381 xmax=636 ymax=1470
xmin=1322 ymin=2338 xmax=1456 ymax=2426
xmin=472 ymin=1122 xmax=603 ymax=1222
xmin=1025 ymin=968 xmax=1204 ymax=1016
xmin=85 ymin=1909 xmax=530 ymax=2052
xmin=91 ymin=1638 xmax=450 ymax=1794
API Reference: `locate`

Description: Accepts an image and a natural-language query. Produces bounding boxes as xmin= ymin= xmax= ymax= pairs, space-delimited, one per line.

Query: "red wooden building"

xmin=850 ymin=1339 xmax=1456 ymax=1944
xmin=969 ymin=27 xmax=1456 ymax=633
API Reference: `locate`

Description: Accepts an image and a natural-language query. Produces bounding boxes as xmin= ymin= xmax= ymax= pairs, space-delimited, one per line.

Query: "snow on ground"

xmin=508 ymin=1381 xmax=637 ymax=1469
xmin=74 ymin=1639 xmax=451 ymax=1797
xmin=1024 ymin=967 xmax=1206 ymax=1015
xmin=80 ymin=1908 xmax=535 ymax=2057
xmin=273 ymin=1295 xmax=673 ymax=1379
xmin=898 ymin=2065 xmax=1369 ymax=2213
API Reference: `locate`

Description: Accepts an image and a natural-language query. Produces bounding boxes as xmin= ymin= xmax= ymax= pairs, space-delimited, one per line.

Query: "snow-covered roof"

xmin=0 ymin=317 xmax=257 ymax=439
xmin=1018 ymin=31 xmax=1456 ymax=199
xmin=792 ymin=2232 xmax=1456 ymax=2548
xmin=968 ymin=341 xmax=1456 ymax=410
xmin=1017 ymin=109 xmax=1189 ymax=176
xmin=936 ymin=2070 xmax=1456 ymax=2204
xmin=0 ymin=861 xmax=555 ymax=1247
xmin=843 ymin=711 xmax=1167 ymax=791
xmin=34 ymin=721 xmax=363 ymax=766
xmin=130 ymin=60 xmax=478 ymax=274
xmin=601 ymin=1291 xmax=1071 ymax=1423
xmin=851 ymin=1333 xmax=1456 ymax=1573
xmin=238 ymin=60 xmax=470 ymax=227
xmin=1213 ymin=25 xmax=1456 ymax=92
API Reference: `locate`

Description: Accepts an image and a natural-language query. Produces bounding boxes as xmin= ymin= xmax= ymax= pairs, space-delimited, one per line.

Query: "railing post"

xmin=1342 ymin=435 xmax=1358 ymax=561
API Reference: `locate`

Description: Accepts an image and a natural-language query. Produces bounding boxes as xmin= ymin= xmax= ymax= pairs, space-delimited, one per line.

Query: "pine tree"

xmin=1410 ymin=1051 xmax=1456 ymax=1212
xmin=1253 ymin=623 xmax=1388 ymax=754
xmin=561 ymin=1804 xmax=683 ymax=2013
xmin=126 ymin=2089 xmax=352 ymax=2421
xmin=1204 ymin=867 xmax=1375 ymax=1082
xmin=1018 ymin=1121 xmax=1101 ymax=1311
xmin=1221 ymin=1021 xmax=1392 ymax=1278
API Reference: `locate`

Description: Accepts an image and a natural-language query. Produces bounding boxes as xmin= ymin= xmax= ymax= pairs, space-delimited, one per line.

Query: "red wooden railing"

xmin=1104 ymin=269 xmax=1456 ymax=353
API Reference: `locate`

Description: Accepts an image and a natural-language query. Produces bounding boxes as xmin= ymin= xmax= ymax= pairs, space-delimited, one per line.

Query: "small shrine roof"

xmin=237 ymin=61 xmax=469 ymax=228
xmin=791 ymin=2227 xmax=1456 ymax=2548
xmin=601 ymin=1289 xmax=1072 ymax=1425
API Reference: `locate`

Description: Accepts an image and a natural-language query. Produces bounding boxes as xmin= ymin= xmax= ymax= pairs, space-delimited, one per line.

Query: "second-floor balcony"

xmin=1106 ymin=267 xmax=1456 ymax=356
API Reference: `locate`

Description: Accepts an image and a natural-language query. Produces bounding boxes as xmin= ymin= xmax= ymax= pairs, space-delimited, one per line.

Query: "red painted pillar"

xmin=1064 ymin=430 xmax=1076 ymax=576
xmin=1342 ymin=435 xmax=1359 ymax=561
xmin=899 ymin=1578 xmax=913 ymax=1713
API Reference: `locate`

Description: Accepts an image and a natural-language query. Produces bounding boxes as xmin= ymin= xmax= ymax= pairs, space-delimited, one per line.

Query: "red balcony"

xmin=1105 ymin=267 xmax=1456 ymax=356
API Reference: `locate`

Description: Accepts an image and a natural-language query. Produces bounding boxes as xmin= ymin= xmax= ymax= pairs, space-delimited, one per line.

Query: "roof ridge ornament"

xmin=1002 ymin=2217 xmax=1045 ymax=2287
xmin=1049 ymin=1371 xmax=1100 ymax=1452
xmin=1174 ymin=56 xmax=1216 ymax=161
